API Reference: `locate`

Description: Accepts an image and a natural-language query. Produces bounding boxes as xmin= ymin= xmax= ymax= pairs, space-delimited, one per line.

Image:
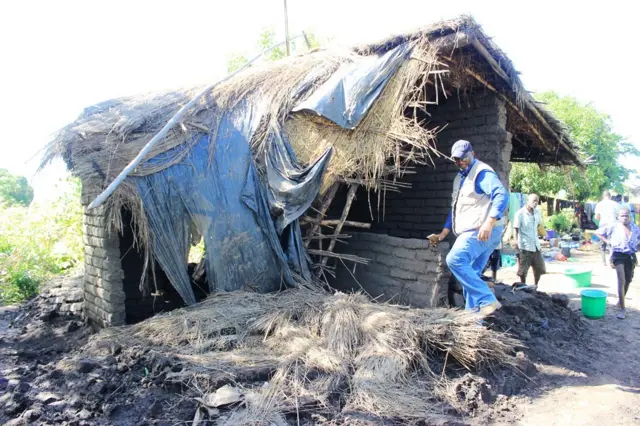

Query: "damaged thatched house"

xmin=43 ymin=16 xmax=581 ymax=328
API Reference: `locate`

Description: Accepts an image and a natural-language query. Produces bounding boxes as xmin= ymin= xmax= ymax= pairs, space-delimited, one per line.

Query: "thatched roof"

xmin=356 ymin=16 xmax=582 ymax=166
xmin=43 ymin=16 xmax=581 ymax=190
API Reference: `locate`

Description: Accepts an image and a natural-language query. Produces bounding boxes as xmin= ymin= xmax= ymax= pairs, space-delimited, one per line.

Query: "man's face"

xmin=453 ymin=154 xmax=473 ymax=170
xmin=527 ymin=196 xmax=539 ymax=210
xmin=619 ymin=210 xmax=631 ymax=225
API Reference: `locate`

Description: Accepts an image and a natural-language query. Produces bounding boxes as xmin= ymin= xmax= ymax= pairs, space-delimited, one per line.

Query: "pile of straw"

xmin=285 ymin=41 xmax=444 ymax=192
xmin=88 ymin=289 xmax=519 ymax=423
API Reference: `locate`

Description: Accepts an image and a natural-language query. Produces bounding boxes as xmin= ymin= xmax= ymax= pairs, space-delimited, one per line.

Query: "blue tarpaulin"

xmin=133 ymin=43 xmax=415 ymax=304
xmin=293 ymin=44 xmax=412 ymax=128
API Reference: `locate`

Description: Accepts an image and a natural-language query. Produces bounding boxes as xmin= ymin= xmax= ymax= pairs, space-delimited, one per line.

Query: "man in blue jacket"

xmin=432 ymin=140 xmax=508 ymax=315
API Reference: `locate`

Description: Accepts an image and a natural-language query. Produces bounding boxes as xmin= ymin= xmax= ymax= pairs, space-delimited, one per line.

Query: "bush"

xmin=0 ymin=177 xmax=83 ymax=304
xmin=545 ymin=209 xmax=577 ymax=234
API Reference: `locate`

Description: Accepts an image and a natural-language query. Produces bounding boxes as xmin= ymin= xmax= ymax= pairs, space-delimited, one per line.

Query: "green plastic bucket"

xmin=564 ymin=268 xmax=592 ymax=288
xmin=581 ymin=289 xmax=607 ymax=319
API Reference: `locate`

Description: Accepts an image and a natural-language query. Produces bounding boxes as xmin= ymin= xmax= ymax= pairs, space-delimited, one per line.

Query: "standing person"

xmin=431 ymin=140 xmax=508 ymax=316
xmin=513 ymin=194 xmax=546 ymax=287
xmin=595 ymin=190 xmax=619 ymax=266
xmin=620 ymin=195 xmax=636 ymax=223
xmin=595 ymin=208 xmax=640 ymax=319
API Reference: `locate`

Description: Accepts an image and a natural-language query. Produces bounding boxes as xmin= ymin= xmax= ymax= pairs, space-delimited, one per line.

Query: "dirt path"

xmin=2 ymin=248 xmax=640 ymax=425
xmin=497 ymin=249 xmax=640 ymax=425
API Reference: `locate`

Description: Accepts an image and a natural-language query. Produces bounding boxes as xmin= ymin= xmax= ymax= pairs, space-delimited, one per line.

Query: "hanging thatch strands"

xmin=87 ymin=35 xmax=305 ymax=210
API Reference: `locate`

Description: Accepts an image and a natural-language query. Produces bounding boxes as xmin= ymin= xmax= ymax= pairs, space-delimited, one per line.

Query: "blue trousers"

xmin=446 ymin=226 xmax=503 ymax=310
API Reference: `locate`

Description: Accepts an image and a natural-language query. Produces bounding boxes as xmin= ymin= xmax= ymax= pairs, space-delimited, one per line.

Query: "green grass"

xmin=0 ymin=178 xmax=84 ymax=304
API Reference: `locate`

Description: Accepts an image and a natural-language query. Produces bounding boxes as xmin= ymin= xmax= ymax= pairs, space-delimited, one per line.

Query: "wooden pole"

xmin=284 ymin=0 xmax=291 ymax=56
xmin=469 ymin=37 xmax=582 ymax=166
xmin=304 ymin=183 xmax=339 ymax=247
xmin=87 ymin=35 xmax=302 ymax=210
xmin=319 ymin=184 xmax=358 ymax=272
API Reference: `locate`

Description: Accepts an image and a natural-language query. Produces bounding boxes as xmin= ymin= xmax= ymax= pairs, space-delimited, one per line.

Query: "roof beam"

xmin=460 ymin=67 xmax=555 ymax=154
xmin=468 ymin=35 xmax=583 ymax=166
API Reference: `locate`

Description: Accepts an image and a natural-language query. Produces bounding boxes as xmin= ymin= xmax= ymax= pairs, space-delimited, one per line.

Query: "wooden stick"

xmin=88 ymin=35 xmax=303 ymax=210
xmin=283 ymin=0 xmax=291 ymax=57
xmin=320 ymin=220 xmax=371 ymax=229
xmin=462 ymin=68 xmax=554 ymax=153
xmin=469 ymin=37 xmax=582 ymax=166
xmin=310 ymin=234 xmax=351 ymax=240
xmin=308 ymin=249 xmax=370 ymax=264
xmin=320 ymin=184 xmax=358 ymax=270
xmin=304 ymin=183 xmax=339 ymax=247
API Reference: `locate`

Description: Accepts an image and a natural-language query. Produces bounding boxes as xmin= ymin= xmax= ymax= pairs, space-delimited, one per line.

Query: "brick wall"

xmin=81 ymin=186 xmax=126 ymax=328
xmin=349 ymin=91 xmax=512 ymax=240
xmin=330 ymin=233 xmax=449 ymax=307
xmin=331 ymin=91 xmax=512 ymax=305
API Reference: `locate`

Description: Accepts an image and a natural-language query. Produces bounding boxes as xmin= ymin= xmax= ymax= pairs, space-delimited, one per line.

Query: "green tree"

xmin=0 ymin=169 xmax=34 ymax=207
xmin=510 ymin=92 xmax=637 ymax=200
xmin=0 ymin=176 xmax=83 ymax=303
xmin=227 ymin=27 xmax=322 ymax=73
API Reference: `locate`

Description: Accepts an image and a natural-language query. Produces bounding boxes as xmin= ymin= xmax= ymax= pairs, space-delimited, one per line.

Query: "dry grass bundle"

xmin=410 ymin=308 xmax=520 ymax=370
xmin=285 ymin=41 xmax=445 ymax=192
xmin=356 ymin=308 xmax=424 ymax=381
xmin=347 ymin=378 xmax=444 ymax=421
xmin=219 ymin=389 xmax=288 ymax=426
xmin=320 ymin=293 xmax=366 ymax=358
xmin=88 ymin=288 xmax=520 ymax=423
xmin=101 ymin=290 xmax=326 ymax=354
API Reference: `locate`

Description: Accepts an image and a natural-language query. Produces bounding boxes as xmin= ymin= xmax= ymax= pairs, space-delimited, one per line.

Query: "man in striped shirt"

xmin=513 ymin=194 xmax=546 ymax=287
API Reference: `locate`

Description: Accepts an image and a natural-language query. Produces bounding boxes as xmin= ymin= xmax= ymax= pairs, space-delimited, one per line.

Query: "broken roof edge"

xmin=355 ymin=15 xmax=584 ymax=168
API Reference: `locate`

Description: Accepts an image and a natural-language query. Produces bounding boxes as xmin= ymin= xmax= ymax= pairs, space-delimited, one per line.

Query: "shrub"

xmin=545 ymin=209 xmax=577 ymax=234
xmin=0 ymin=177 xmax=83 ymax=304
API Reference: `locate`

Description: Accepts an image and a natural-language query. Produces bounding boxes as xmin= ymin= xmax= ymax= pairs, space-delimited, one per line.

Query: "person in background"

xmin=513 ymin=194 xmax=546 ymax=287
xmin=431 ymin=140 xmax=508 ymax=316
xmin=620 ymin=195 xmax=636 ymax=223
xmin=595 ymin=208 xmax=640 ymax=319
xmin=595 ymin=190 xmax=620 ymax=266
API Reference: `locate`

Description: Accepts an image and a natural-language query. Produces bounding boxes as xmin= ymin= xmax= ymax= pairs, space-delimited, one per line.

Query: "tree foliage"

xmin=227 ymin=27 xmax=322 ymax=73
xmin=510 ymin=92 xmax=637 ymax=200
xmin=0 ymin=177 xmax=83 ymax=303
xmin=0 ymin=169 xmax=34 ymax=207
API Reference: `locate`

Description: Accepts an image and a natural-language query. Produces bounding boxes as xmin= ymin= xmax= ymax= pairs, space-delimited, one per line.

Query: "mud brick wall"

xmin=331 ymin=233 xmax=450 ymax=308
xmin=81 ymin=185 xmax=126 ymax=328
xmin=362 ymin=91 xmax=512 ymax=239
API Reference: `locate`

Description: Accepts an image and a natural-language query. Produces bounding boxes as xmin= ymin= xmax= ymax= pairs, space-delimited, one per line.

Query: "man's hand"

xmin=429 ymin=229 xmax=450 ymax=246
xmin=477 ymin=218 xmax=496 ymax=242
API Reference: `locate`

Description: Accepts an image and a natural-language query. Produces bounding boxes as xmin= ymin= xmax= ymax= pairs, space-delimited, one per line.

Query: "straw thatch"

xmin=42 ymin=15 xmax=581 ymax=213
xmin=85 ymin=289 xmax=520 ymax=423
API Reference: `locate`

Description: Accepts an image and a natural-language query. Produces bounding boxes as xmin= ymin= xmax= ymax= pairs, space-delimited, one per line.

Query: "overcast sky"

xmin=1 ymin=0 xmax=637 ymax=197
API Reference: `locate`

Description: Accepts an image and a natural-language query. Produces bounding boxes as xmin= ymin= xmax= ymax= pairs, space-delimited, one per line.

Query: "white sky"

xmin=1 ymin=0 xmax=637 ymax=197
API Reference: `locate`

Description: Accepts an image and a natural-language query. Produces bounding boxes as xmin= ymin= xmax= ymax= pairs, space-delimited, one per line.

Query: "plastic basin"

xmin=581 ymin=289 xmax=607 ymax=319
xmin=501 ymin=254 xmax=517 ymax=267
xmin=564 ymin=268 xmax=592 ymax=288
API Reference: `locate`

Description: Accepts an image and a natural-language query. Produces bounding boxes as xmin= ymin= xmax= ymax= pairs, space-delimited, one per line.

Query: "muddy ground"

xmin=1 ymin=247 xmax=638 ymax=425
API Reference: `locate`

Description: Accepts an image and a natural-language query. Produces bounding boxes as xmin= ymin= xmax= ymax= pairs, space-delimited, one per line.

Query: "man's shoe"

xmin=479 ymin=301 xmax=502 ymax=316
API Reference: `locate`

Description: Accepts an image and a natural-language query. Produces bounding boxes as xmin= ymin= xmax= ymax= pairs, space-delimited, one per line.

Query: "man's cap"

xmin=451 ymin=140 xmax=473 ymax=158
